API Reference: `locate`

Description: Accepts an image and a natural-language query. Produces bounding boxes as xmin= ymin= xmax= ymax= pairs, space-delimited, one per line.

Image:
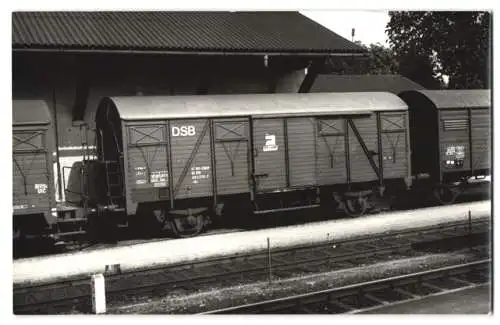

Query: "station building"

xmin=12 ymin=11 xmax=366 ymax=202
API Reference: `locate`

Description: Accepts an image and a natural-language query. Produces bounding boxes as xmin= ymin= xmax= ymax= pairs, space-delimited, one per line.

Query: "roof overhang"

xmin=12 ymin=47 xmax=368 ymax=57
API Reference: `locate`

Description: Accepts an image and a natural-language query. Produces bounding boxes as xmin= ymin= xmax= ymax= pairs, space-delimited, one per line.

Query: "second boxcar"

xmin=399 ymin=89 xmax=491 ymax=204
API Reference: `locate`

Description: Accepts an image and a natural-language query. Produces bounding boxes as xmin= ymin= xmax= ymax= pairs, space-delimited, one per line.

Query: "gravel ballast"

xmin=109 ymin=248 xmax=489 ymax=314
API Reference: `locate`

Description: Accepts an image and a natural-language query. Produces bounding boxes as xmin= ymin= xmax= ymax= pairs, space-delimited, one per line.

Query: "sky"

xmin=302 ymin=10 xmax=391 ymax=46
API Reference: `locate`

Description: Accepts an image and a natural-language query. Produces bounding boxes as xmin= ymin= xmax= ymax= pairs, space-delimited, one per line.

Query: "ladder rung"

xmin=57 ymin=218 xmax=87 ymax=224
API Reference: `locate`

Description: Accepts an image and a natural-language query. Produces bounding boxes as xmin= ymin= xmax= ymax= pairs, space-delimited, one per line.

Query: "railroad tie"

xmin=448 ymin=276 xmax=475 ymax=287
xmin=329 ymin=300 xmax=355 ymax=311
xmin=363 ymin=293 xmax=390 ymax=305
xmin=421 ymin=282 xmax=445 ymax=292
xmin=393 ymin=287 xmax=421 ymax=299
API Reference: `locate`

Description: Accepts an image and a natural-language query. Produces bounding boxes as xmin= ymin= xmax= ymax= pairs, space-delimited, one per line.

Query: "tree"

xmin=386 ymin=11 xmax=491 ymax=89
xmin=362 ymin=43 xmax=399 ymax=75
xmin=324 ymin=41 xmax=399 ymax=75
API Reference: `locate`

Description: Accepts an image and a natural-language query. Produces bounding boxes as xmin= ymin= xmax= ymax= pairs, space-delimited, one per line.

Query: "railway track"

xmin=202 ymin=259 xmax=491 ymax=314
xmin=13 ymin=218 xmax=491 ymax=314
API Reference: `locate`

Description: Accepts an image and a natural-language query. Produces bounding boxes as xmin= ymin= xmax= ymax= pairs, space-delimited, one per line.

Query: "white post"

xmin=267 ymin=237 xmax=272 ymax=284
xmin=91 ymin=273 xmax=106 ymax=314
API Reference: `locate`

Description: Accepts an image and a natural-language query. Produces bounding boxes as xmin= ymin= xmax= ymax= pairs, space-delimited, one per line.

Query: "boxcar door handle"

xmin=253 ymin=173 xmax=269 ymax=178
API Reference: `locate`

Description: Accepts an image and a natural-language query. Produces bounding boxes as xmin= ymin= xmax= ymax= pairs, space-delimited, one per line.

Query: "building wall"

xmin=13 ymin=52 xmax=307 ymax=202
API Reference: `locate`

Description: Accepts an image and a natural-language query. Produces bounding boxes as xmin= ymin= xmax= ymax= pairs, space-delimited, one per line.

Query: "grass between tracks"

xmin=106 ymin=247 xmax=488 ymax=314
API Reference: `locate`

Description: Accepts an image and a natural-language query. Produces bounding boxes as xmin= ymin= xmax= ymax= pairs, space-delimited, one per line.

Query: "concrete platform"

xmin=13 ymin=200 xmax=491 ymax=286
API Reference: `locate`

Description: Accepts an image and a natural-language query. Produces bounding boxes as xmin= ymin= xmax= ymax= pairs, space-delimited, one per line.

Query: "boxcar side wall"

xmin=379 ymin=111 xmax=411 ymax=181
xmin=438 ymin=107 xmax=491 ymax=181
xmin=470 ymin=107 xmax=491 ymax=173
xmin=316 ymin=117 xmax=348 ymax=185
xmin=252 ymin=118 xmax=288 ymax=191
xmin=12 ymin=125 xmax=55 ymax=226
xmin=213 ymin=118 xmax=251 ymax=195
xmin=121 ymin=110 xmax=410 ymax=216
xmin=347 ymin=115 xmax=380 ymax=183
xmin=439 ymin=109 xmax=471 ymax=180
xmin=287 ymin=117 xmax=317 ymax=187
xmin=170 ymin=119 xmax=213 ymax=201
xmin=123 ymin=121 xmax=169 ymax=215
xmin=123 ymin=117 xmax=252 ymax=215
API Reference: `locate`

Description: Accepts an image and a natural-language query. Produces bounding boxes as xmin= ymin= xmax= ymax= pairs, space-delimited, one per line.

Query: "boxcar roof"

xmin=405 ymin=89 xmax=491 ymax=109
xmin=12 ymin=99 xmax=52 ymax=126
xmin=100 ymin=92 xmax=408 ymax=121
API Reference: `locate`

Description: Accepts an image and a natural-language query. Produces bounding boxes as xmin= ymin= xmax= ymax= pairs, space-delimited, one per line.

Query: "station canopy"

xmin=97 ymin=92 xmax=408 ymax=121
xmin=12 ymin=11 xmax=366 ymax=56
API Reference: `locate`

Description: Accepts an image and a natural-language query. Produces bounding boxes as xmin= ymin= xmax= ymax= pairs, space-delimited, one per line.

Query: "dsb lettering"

xmin=172 ymin=126 xmax=196 ymax=137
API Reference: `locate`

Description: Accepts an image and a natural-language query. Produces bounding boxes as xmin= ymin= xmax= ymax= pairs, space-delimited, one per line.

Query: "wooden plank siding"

xmin=316 ymin=118 xmax=347 ymax=185
xmin=213 ymin=119 xmax=251 ymax=195
xmin=439 ymin=110 xmax=471 ymax=172
xmin=287 ymin=117 xmax=317 ymax=187
xmin=348 ymin=115 xmax=380 ymax=183
xmin=119 ymin=111 xmax=410 ymax=216
xmin=252 ymin=118 xmax=287 ymax=191
xmin=12 ymin=128 xmax=54 ymax=219
xmin=470 ymin=108 xmax=490 ymax=171
xmin=125 ymin=123 xmax=169 ymax=206
xmin=169 ymin=119 xmax=213 ymax=200
xmin=380 ymin=112 xmax=410 ymax=180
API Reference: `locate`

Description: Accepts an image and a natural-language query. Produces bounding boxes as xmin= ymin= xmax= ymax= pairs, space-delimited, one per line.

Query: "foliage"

xmin=386 ymin=11 xmax=491 ymax=89
xmin=361 ymin=42 xmax=399 ymax=75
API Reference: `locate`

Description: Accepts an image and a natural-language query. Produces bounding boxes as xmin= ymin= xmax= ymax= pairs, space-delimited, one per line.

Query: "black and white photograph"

xmin=8 ymin=2 xmax=494 ymax=318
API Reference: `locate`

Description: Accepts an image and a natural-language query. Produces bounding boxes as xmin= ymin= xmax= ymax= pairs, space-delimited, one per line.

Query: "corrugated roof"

xmin=12 ymin=11 xmax=365 ymax=54
xmin=12 ymin=99 xmax=52 ymax=125
xmin=310 ymin=74 xmax=425 ymax=94
xmin=403 ymin=89 xmax=491 ymax=109
xmin=99 ymin=92 xmax=408 ymax=121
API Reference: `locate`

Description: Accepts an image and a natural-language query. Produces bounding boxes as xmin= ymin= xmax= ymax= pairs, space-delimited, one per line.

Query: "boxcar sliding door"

xmin=252 ymin=118 xmax=286 ymax=192
xmin=286 ymin=117 xmax=316 ymax=187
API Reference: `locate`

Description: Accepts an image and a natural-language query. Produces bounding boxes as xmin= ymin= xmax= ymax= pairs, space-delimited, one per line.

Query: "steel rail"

xmin=201 ymin=259 xmax=491 ymax=314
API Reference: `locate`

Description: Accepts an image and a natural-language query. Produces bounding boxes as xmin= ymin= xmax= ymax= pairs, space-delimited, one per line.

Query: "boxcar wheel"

xmin=169 ymin=215 xmax=205 ymax=238
xmin=343 ymin=197 xmax=368 ymax=217
xmin=434 ymin=186 xmax=460 ymax=205
xmin=152 ymin=208 xmax=166 ymax=228
xmin=144 ymin=208 xmax=167 ymax=237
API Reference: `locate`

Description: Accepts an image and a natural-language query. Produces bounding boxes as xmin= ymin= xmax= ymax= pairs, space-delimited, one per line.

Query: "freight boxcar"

xmin=399 ymin=89 xmax=491 ymax=204
xmin=81 ymin=92 xmax=411 ymax=237
xmin=12 ymin=100 xmax=55 ymax=240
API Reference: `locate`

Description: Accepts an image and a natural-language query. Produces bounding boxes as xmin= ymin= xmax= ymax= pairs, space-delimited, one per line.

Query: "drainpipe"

xmin=52 ymin=86 xmax=63 ymax=202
